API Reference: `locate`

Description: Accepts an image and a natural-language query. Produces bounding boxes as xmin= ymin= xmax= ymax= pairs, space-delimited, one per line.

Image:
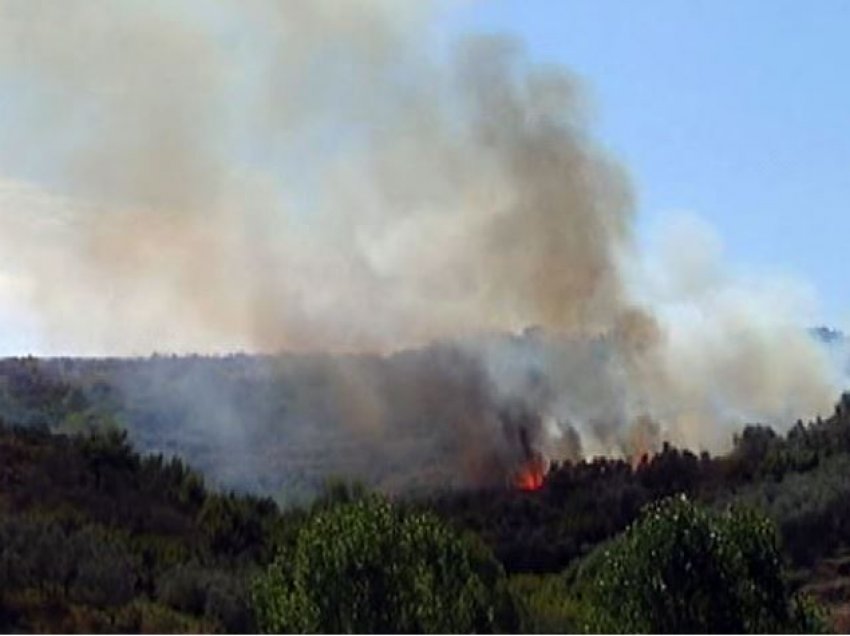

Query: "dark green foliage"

xmin=253 ymin=496 xmax=517 ymax=633
xmin=157 ymin=563 xmax=254 ymax=631
xmin=583 ymin=496 xmax=824 ymax=634
xmin=66 ymin=526 xmax=139 ymax=607
xmin=198 ymin=493 xmax=280 ymax=561
xmin=0 ymin=423 xmax=278 ymax=632
xmin=424 ymin=458 xmax=651 ymax=574
xmin=724 ymin=453 xmax=850 ymax=567
xmin=0 ymin=515 xmax=140 ymax=629
xmin=508 ymin=573 xmax=589 ymax=633
xmin=789 ymin=593 xmax=831 ymax=634
xmin=422 ymin=446 xmax=721 ymax=576
xmin=310 ymin=477 xmax=368 ymax=509
xmin=426 ymin=396 xmax=850 ymax=580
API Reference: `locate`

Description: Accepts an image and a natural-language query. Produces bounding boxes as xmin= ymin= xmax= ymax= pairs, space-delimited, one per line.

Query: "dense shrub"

xmin=583 ymin=496 xmax=826 ymax=633
xmin=725 ymin=453 xmax=850 ymax=567
xmin=157 ymin=563 xmax=254 ymax=632
xmin=508 ymin=573 xmax=589 ymax=633
xmin=252 ymin=496 xmax=517 ymax=633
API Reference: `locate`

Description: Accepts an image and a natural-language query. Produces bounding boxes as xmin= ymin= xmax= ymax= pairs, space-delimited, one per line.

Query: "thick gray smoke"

xmin=0 ymin=1 xmax=844 ymax=489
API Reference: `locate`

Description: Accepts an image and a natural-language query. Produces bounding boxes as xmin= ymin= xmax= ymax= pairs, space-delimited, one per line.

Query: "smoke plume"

xmin=0 ymin=1 xmax=844 ymax=490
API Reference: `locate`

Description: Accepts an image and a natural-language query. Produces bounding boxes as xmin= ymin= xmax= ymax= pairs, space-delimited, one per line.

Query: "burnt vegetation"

xmin=0 ymin=356 xmax=849 ymax=631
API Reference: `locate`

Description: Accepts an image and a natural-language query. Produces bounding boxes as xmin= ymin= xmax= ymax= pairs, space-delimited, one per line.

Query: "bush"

xmin=583 ymin=495 xmax=826 ymax=633
xmin=252 ymin=496 xmax=517 ymax=633
xmin=203 ymin=573 xmax=254 ymax=633
xmin=508 ymin=573 xmax=589 ymax=633
xmin=157 ymin=563 xmax=254 ymax=632
xmin=66 ymin=526 xmax=138 ymax=608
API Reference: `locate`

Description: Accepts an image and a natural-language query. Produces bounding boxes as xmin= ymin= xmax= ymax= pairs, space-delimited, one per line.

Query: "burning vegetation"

xmin=500 ymin=404 xmax=550 ymax=492
xmin=513 ymin=452 xmax=548 ymax=491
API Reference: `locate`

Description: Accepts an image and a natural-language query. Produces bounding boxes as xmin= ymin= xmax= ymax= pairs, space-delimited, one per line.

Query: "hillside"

xmin=2 ymin=364 xmax=850 ymax=629
xmin=0 ymin=336 xmax=625 ymax=502
xmin=2 ymin=332 xmax=845 ymax=504
xmin=0 ymin=356 xmax=850 ymax=631
xmin=0 ymin=423 xmax=282 ymax=632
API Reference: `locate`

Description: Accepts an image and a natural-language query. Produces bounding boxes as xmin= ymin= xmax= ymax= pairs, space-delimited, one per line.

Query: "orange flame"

xmin=514 ymin=454 xmax=547 ymax=491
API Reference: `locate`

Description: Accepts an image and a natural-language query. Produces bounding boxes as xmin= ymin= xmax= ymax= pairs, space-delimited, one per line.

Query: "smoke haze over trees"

xmin=0 ymin=1 xmax=845 ymax=468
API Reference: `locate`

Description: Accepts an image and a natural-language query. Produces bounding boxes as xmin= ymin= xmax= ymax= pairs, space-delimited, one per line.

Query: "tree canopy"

xmin=582 ymin=495 xmax=827 ymax=634
xmin=252 ymin=496 xmax=517 ymax=633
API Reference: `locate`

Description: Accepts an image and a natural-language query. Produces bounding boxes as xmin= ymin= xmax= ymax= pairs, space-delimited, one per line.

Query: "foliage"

xmin=157 ymin=563 xmax=254 ymax=632
xmin=2 ymin=355 xmax=850 ymax=632
xmin=253 ymin=496 xmax=517 ymax=633
xmin=0 ymin=423 xmax=277 ymax=632
xmin=582 ymin=496 xmax=819 ymax=634
xmin=507 ymin=573 xmax=590 ymax=634
xmin=789 ymin=593 xmax=831 ymax=634
xmin=723 ymin=453 xmax=850 ymax=567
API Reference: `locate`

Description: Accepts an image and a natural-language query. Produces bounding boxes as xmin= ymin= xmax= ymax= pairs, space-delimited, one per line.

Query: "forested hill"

xmin=1 ymin=351 xmax=850 ymax=630
xmin=3 ymin=392 xmax=850 ymax=630
xmin=0 ymin=353 xmax=476 ymax=501
xmin=2 ymin=342 xmax=847 ymax=505
xmin=0 ymin=423 xmax=278 ymax=631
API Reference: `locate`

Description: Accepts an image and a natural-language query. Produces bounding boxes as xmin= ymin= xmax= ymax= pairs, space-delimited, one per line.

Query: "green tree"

xmin=508 ymin=573 xmax=590 ymax=633
xmin=583 ymin=495 xmax=827 ymax=633
xmin=252 ymin=496 xmax=516 ymax=633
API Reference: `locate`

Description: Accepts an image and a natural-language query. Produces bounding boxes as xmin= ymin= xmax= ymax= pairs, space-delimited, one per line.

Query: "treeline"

xmin=2 ymin=394 xmax=850 ymax=631
xmin=2 ymin=354 xmax=850 ymax=631
xmin=424 ymin=394 xmax=850 ymax=577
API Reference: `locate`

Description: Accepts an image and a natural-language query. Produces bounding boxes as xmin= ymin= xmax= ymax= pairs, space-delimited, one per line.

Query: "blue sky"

xmin=445 ymin=0 xmax=850 ymax=325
